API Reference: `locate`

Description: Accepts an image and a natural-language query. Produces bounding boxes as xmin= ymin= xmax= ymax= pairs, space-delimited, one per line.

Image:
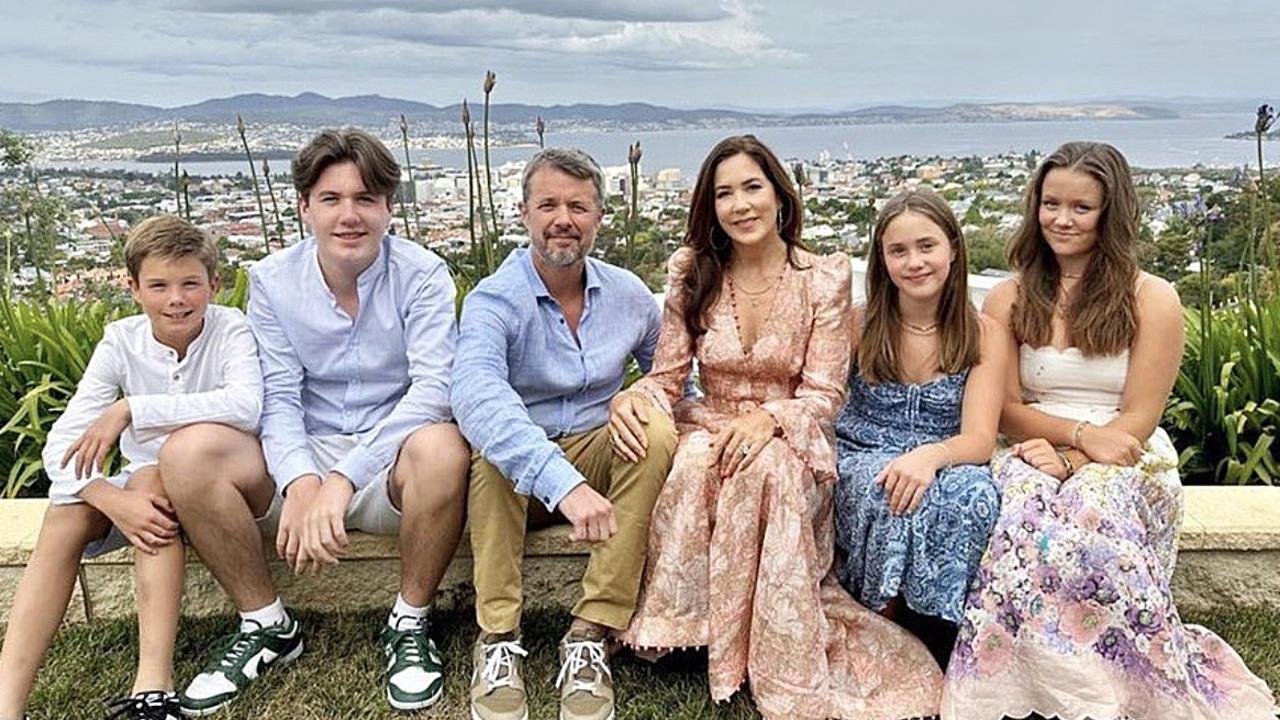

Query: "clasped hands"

xmin=1012 ymin=422 xmax=1143 ymax=480
xmin=276 ymin=473 xmax=354 ymax=575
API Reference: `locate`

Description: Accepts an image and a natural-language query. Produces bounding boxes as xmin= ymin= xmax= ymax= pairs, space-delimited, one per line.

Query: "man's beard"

xmin=535 ymin=235 xmax=588 ymax=267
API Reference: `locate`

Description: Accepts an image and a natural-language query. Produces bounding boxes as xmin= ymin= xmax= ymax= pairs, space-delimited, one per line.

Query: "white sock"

xmin=239 ymin=597 xmax=288 ymax=632
xmin=388 ymin=593 xmax=428 ymax=630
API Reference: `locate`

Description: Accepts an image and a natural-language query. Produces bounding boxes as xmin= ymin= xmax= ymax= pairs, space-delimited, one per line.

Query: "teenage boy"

xmin=165 ymin=128 xmax=467 ymax=716
xmin=453 ymin=147 xmax=676 ymax=720
xmin=0 ymin=216 xmax=262 ymax=720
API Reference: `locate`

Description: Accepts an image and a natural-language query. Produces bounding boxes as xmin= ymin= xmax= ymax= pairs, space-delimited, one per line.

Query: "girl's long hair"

xmin=859 ymin=189 xmax=981 ymax=383
xmin=1009 ymin=141 xmax=1139 ymax=356
xmin=679 ymin=135 xmax=806 ymax=345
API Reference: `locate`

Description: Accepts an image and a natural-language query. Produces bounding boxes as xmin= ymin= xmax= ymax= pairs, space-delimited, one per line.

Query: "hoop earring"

xmin=711 ymin=233 xmax=728 ymax=251
xmin=776 ymin=208 xmax=785 ymax=231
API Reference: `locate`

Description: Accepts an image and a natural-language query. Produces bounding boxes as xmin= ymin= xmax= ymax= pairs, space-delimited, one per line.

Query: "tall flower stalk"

xmin=627 ymin=141 xmax=642 ymax=270
xmin=236 ymin=114 xmax=272 ymax=254
xmin=1256 ymin=104 xmax=1275 ymax=268
xmin=172 ymin=123 xmax=182 ymax=217
xmin=262 ymin=158 xmax=285 ymax=247
xmin=535 ymin=115 xmax=545 ymax=149
xmin=482 ymin=71 xmax=500 ymax=242
xmin=399 ymin=114 xmax=422 ymax=242
xmin=181 ymin=171 xmax=192 ymax=223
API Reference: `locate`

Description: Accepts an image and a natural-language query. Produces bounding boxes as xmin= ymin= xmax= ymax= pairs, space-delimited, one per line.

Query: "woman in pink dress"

xmin=610 ymin=135 xmax=942 ymax=720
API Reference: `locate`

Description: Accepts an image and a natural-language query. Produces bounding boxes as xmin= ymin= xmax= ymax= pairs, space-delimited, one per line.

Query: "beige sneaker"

xmin=556 ymin=629 xmax=615 ymax=720
xmin=470 ymin=631 xmax=529 ymax=720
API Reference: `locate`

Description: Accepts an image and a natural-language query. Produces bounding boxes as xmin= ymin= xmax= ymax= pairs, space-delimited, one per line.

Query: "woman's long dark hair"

xmin=679 ymin=134 xmax=806 ymax=345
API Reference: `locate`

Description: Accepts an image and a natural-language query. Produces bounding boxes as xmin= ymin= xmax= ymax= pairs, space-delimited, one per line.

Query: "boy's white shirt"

xmin=41 ymin=304 xmax=263 ymax=505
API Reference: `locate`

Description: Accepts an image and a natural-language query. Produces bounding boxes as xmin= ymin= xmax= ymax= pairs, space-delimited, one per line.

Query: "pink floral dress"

xmin=619 ymin=247 xmax=943 ymax=720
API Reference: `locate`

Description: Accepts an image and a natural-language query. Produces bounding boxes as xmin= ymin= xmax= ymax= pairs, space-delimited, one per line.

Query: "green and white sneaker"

xmin=178 ymin=615 xmax=303 ymax=717
xmin=380 ymin=618 xmax=444 ymax=712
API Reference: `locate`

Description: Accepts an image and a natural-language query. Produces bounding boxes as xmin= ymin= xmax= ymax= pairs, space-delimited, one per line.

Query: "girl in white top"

xmin=942 ymin=142 xmax=1277 ymax=720
xmin=0 ymin=216 xmax=262 ymax=720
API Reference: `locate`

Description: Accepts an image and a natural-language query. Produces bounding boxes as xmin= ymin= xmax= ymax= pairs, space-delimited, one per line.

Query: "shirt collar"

xmin=518 ymin=247 xmax=601 ymax=298
xmin=308 ymin=235 xmax=389 ymax=300
xmin=144 ymin=312 xmax=210 ymax=361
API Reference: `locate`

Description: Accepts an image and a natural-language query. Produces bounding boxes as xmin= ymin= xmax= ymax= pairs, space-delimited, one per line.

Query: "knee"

xmin=40 ymin=503 xmax=106 ymax=549
xmin=157 ymin=423 xmax=245 ymax=495
xmin=399 ymin=423 xmax=470 ymax=499
xmin=124 ymin=465 xmax=166 ymax=497
xmin=641 ymin=412 xmax=678 ymax=461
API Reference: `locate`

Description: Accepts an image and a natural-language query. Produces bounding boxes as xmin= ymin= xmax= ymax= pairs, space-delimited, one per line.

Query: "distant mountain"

xmin=0 ymin=92 xmax=1182 ymax=133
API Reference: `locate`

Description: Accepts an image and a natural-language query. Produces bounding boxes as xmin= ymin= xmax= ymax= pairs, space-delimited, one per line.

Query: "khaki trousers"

xmin=469 ymin=414 xmax=676 ymax=633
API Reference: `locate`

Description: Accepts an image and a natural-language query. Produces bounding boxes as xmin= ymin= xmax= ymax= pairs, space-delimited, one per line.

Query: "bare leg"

xmin=389 ymin=423 xmax=469 ymax=607
xmin=0 ymin=504 xmax=109 ymax=719
xmin=125 ymin=465 xmax=183 ymax=694
xmin=159 ymin=423 xmax=276 ymax=612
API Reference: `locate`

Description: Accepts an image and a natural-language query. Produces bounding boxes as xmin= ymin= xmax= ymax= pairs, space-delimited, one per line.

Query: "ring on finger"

xmin=740 ymin=443 xmax=751 ymax=456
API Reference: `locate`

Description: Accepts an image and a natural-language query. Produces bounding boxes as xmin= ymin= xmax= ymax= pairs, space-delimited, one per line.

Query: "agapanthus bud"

xmin=1256 ymin=104 xmax=1275 ymax=135
xmin=484 ymin=70 xmax=496 ymax=94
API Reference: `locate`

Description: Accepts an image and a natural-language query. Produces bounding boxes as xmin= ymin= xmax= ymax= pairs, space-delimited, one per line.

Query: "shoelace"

xmin=480 ymin=641 xmax=528 ymax=689
xmin=386 ymin=626 xmax=430 ymax=670
xmin=206 ymin=621 xmax=270 ymax=673
xmin=555 ymin=639 xmax=611 ymax=694
xmin=104 ymin=691 xmax=178 ymax=720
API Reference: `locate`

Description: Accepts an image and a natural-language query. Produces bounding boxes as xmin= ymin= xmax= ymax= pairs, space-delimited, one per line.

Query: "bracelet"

xmin=931 ymin=442 xmax=954 ymax=469
xmin=1055 ymin=449 xmax=1076 ymax=476
xmin=1072 ymin=420 xmax=1091 ymax=449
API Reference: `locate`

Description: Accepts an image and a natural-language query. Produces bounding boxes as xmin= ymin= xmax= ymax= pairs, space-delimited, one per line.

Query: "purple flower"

xmin=1125 ymin=606 xmax=1164 ymax=637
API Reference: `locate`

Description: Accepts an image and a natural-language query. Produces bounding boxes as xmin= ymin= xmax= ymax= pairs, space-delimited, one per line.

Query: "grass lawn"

xmin=18 ymin=605 xmax=1280 ymax=719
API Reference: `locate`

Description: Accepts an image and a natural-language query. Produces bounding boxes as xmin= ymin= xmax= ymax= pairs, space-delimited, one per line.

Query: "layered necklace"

xmin=729 ymin=255 xmax=788 ymax=309
xmin=903 ymin=320 xmax=939 ymax=335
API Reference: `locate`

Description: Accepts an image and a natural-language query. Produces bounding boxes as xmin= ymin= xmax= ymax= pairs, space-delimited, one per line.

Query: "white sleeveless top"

xmin=1019 ymin=345 xmax=1129 ymax=425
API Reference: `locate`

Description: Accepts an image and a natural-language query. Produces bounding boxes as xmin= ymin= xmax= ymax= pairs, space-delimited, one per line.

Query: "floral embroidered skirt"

xmin=943 ymin=430 xmax=1279 ymax=720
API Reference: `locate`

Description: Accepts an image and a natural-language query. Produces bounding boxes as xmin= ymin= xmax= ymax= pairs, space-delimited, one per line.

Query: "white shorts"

xmin=256 ymin=433 xmax=403 ymax=537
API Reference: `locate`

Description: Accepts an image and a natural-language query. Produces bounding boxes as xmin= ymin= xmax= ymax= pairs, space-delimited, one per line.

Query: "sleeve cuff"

xmin=522 ymin=455 xmax=585 ymax=511
xmin=274 ymin=450 xmax=323 ymax=493
xmin=331 ymin=445 xmax=385 ymax=491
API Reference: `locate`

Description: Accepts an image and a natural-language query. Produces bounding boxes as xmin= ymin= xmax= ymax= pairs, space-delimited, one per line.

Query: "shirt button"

xmin=172 ymin=373 xmax=180 ymax=380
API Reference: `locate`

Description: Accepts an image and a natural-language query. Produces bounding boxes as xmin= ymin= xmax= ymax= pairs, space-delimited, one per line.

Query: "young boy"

xmin=0 ymin=215 xmax=263 ymax=720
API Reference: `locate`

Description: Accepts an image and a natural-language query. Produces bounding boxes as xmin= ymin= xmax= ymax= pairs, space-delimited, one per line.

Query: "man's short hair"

xmin=292 ymin=128 xmax=401 ymax=202
xmin=521 ymin=148 xmax=606 ymax=210
xmin=124 ymin=215 xmax=218 ymax=281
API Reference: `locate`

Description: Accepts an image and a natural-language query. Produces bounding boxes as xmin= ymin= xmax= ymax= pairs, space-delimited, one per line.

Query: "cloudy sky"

xmin=2 ymin=0 xmax=1276 ymax=109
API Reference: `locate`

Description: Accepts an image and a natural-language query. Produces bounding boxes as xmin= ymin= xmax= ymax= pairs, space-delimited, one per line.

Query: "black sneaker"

xmin=178 ymin=615 xmax=303 ymax=717
xmin=103 ymin=691 xmax=181 ymax=720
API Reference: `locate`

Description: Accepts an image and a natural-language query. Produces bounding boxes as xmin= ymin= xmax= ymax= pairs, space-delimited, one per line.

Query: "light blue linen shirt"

xmin=248 ymin=235 xmax=456 ymax=492
xmin=452 ymin=248 xmax=661 ymax=510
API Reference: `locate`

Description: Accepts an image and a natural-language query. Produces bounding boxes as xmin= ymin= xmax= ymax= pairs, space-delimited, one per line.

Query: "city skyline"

xmin=2 ymin=0 xmax=1277 ymax=110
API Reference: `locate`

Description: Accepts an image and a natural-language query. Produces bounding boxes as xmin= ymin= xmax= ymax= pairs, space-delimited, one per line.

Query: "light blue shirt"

xmin=248 ymin=235 xmax=456 ymax=492
xmin=452 ymin=248 xmax=661 ymax=510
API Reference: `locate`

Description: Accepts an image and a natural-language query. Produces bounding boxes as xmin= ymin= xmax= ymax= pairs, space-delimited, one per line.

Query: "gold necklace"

xmin=903 ymin=320 xmax=939 ymax=335
xmin=729 ymin=261 xmax=786 ymax=309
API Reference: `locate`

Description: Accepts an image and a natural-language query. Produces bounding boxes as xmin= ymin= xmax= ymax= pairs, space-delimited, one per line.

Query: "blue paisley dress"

xmin=833 ymin=371 xmax=1000 ymax=624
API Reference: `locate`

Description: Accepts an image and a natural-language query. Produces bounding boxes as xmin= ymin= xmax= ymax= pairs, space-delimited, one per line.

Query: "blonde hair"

xmin=859 ymin=189 xmax=981 ymax=383
xmin=124 ymin=215 xmax=218 ymax=281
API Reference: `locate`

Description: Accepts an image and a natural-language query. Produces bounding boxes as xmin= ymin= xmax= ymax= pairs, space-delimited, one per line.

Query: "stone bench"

xmin=1 ymin=486 xmax=1277 ymax=623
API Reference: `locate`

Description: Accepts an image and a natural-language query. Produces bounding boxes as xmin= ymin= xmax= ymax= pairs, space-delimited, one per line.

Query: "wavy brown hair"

xmin=679 ymin=135 xmax=806 ymax=344
xmin=858 ymin=189 xmax=981 ymax=383
xmin=1009 ymin=141 xmax=1139 ymax=356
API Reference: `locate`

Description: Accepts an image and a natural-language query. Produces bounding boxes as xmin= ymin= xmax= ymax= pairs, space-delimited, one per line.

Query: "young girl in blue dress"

xmin=833 ymin=188 xmax=1007 ymax=666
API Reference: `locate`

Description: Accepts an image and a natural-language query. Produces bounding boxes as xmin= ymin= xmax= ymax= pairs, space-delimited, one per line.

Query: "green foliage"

xmin=0 ymin=297 xmax=125 ymax=498
xmin=1165 ymin=294 xmax=1280 ymax=485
